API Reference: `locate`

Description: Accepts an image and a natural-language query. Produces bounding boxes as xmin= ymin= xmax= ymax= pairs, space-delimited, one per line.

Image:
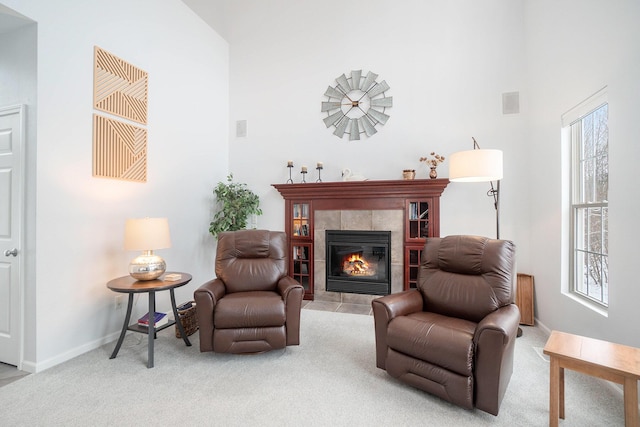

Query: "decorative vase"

xmin=402 ymin=169 xmax=416 ymax=180
xmin=429 ymin=167 xmax=438 ymax=179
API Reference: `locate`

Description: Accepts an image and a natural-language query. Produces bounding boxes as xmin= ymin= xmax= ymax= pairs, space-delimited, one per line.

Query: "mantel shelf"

xmin=272 ymin=179 xmax=449 ymax=201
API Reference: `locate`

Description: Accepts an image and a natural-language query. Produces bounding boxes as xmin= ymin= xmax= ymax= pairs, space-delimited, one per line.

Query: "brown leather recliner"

xmin=372 ymin=235 xmax=519 ymax=415
xmin=194 ymin=229 xmax=304 ymax=354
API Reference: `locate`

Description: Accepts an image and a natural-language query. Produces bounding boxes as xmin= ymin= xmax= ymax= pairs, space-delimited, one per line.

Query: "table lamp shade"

xmin=124 ymin=218 xmax=171 ymax=280
xmin=449 ymin=149 xmax=503 ymax=182
xmin=124 ymin=218 xmax=171 ymax=251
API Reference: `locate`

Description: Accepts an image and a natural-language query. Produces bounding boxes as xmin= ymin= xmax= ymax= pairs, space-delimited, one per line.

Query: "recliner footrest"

xmin=214 ymin=326 xmax=286 ymax=353
xmin=386 ymin=348 xmax=474 ymax=410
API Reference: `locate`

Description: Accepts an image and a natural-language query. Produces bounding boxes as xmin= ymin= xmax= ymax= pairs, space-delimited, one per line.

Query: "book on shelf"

xmin=295 ymin=246 xmax=307 ymax=260
xmin=138 ymin=311 xmax=168 ymax=328
xmin=409 ymin=203 xmax=418 ymax=220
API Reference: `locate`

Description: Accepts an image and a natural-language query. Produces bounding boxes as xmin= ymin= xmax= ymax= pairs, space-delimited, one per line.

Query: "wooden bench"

xmin=543 ymin=330 xmax=640 ymax=427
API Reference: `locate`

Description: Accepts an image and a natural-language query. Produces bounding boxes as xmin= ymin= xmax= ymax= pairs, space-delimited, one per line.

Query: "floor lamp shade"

xmin=448 ymin=147 xmax=503 ymax=240
xmin=124 ymin=218 xmax=171 ymax=280
xmin=449 ymin=149 xmax=503 ymax=182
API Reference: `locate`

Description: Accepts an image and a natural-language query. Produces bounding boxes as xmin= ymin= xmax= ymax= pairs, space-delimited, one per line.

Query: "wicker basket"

xmin=175 ymin=301 xmax=198 ymax=338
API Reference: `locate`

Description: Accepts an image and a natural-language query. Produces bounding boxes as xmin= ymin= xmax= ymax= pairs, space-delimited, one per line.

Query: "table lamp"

xmin=124 ymin=217 xmax=171 ymax=280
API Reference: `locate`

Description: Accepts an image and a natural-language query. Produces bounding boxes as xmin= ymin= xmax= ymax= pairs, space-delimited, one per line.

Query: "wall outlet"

xmin=114 ymin=295 xmax=124 ymax=310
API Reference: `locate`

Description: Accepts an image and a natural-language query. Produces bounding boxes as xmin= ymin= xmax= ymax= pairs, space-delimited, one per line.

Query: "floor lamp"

xmin=449 ymin=138 xmax=522 ymax=337
xmin=448 ymin=137 xmax=503 ymax=238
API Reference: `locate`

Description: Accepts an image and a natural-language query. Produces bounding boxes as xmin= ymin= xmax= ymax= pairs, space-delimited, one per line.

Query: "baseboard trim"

xmin=31 ymin=331 xmax=121 ymax=373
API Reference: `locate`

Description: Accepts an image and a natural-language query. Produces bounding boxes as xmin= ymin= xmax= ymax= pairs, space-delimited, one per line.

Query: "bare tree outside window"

xmin=571 ymin=103 xmax=608 ymax=305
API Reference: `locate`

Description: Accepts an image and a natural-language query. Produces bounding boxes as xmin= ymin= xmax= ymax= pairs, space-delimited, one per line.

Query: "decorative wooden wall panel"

xmin=94 ymin=46 xmax=148 ymax=125
xmin=93 ymin=114 xmax=147 ymax=182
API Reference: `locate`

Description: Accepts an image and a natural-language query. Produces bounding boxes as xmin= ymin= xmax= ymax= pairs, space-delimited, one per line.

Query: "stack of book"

xmin=138 ymin=312 xmax=168 ymax=328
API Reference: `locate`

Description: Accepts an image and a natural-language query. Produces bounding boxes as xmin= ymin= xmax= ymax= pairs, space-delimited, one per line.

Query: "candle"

xmin=287 ymin=160 xmax=293 ymax=167
xmin=301 ymin=166 xmax=307 ymax=173
xmin=316 ymin=162 xmax=323 ymax=169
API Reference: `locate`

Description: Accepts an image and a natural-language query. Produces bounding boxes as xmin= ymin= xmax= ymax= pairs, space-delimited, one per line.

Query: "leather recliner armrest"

xmin=194 ymin=278 xmax=226 ymax=352
xmin=373 ymin=289 xmax=423 ymax=320
xmin=277 ymin=275 xmax=304 ymax=300
xmin=371 ymin=290 xmax=423 ymax=369
xmin=277 ymin=276 xmax=304 ymax=345
xmin=473 ymin=303 xmax=520 ymax=415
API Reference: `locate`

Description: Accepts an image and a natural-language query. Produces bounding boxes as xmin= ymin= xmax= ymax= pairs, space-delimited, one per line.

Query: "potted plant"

xmin=209 ymin=174 xmax=263 ymax=237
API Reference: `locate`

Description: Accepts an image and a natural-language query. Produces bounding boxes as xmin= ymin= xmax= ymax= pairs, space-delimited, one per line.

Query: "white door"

xmin=0 ymin=105 xmax=25 ymax=367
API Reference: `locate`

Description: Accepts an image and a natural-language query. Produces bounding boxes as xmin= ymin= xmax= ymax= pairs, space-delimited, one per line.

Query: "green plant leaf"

xmin=209 ymin=174 xmax=263 ymax=237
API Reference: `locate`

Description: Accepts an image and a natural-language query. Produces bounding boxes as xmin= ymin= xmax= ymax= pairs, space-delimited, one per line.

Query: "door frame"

xmin=0 ymin=104 xmax=26 ymax=370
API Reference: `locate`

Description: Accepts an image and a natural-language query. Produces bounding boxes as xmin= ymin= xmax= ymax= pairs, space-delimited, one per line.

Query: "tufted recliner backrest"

xmin=215 ymin=229 xmax=288 ymax=293
xmin=418 ymin=235 xmax=516 ymax=323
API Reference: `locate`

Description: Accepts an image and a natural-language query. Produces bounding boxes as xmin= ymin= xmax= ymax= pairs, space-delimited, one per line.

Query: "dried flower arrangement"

xmin=419 ymin=152 xmax=445 ymax=178
xmin=419 ymin=152 xmax=445 ymax=168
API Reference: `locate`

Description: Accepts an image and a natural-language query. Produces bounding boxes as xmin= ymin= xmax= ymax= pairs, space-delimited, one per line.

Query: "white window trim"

xmin=561 ymin=86 xmax=608 ymax=127
xmin=562 ymin=86 xmax=609 ymax=313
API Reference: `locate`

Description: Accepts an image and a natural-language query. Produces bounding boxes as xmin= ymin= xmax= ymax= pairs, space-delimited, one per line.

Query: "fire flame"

xmin=343 ymin=253 xmax=376 ymax=276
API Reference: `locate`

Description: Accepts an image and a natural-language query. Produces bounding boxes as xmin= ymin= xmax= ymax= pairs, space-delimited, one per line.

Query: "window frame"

xmin=563 ymin=87 xmax=609 ymax=308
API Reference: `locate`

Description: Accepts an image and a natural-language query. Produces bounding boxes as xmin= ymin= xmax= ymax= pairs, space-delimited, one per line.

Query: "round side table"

xmin=107 ymin=272 xmax=192 ymax=368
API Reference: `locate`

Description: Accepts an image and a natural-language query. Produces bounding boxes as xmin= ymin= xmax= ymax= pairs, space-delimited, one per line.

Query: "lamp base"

xmin=129 ymin=251 xmax=166 ymax=281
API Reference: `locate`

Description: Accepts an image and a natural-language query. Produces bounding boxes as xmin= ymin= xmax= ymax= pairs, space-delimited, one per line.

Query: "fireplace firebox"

xmin=325 ymin=230 xmax=391 ymax=296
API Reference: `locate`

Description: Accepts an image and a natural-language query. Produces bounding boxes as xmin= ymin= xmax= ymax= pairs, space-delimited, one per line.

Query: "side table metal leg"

xmin=147 ymin=291 xmax=155 ymax=368
xmin=110 ymin=294 xmax=134 ymax=359
xmin=170 ymin=289 xmax=192 ymax=346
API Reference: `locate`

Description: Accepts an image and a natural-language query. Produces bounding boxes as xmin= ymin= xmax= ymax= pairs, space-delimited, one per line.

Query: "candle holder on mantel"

xmin=286 ymin=161 xmax=294 ymax=183
xmin=316 ymin=163 xmax=323 ymax=182
xmin=300 ymin=166 xmax=308 ymax=183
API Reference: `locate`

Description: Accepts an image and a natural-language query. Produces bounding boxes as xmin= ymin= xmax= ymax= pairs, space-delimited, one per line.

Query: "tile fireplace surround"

xmin=273 ymin=179 xmax=450 ymax=302
xmin=314 ymin=209 xmax=404 ymax=305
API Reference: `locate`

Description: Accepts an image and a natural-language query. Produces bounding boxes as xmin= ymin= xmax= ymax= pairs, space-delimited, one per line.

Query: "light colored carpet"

xmin=0 ymin=309 xmax=625 ymax=426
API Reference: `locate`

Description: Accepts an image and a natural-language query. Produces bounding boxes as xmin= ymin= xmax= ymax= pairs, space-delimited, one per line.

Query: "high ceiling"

xmin=181 ymin=0 xmax=228 ymax=40
xmin=0 ymin=4 xmax=33 ymax=34
xmin=0 ymin=2 xmax=224 ymax=37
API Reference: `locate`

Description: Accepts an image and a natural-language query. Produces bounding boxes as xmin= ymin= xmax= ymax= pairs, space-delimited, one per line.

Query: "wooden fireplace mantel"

xmin=272 ymin=179 xmax=449 ymax=299
xmin=272 ymin=179 xmax=449 ymax=210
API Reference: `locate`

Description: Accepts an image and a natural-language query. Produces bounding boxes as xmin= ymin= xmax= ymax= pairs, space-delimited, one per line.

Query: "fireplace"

xmin=325 ymin=230 xmax=391 ymax=296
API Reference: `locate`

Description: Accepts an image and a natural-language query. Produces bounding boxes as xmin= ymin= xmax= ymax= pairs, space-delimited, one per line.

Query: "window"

xmin=565 ymin=91 xmax=608 ymax=306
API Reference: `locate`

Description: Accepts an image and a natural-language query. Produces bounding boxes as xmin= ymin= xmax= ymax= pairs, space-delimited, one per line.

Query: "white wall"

xmin=525 ymin=0 xmax=640 ymax=347
xmin=222 ymin=0 xmax=531 ymax=265
xmin=1 ymin=0 xmax=229 ymax=371
xmin=0 ymin=24 xmax=35 ymax=106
